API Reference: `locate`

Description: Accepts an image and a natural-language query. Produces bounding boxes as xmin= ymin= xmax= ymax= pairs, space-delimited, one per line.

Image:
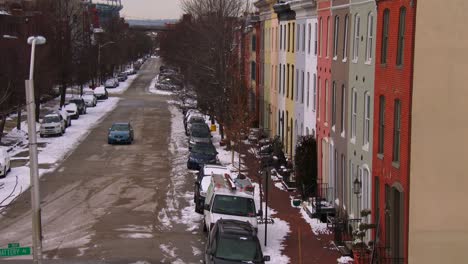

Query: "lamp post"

xmin=97 ymin=41 xmax=115 ymax=85
xmin=353 ymin=176 xmax=362 ymax=216
xmin=26 ymin=35 xmax=46 ymax=264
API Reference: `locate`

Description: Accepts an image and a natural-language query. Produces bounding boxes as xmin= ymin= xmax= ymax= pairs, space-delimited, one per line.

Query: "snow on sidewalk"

xmin=0 ymin=97 xmax=120 ymax=210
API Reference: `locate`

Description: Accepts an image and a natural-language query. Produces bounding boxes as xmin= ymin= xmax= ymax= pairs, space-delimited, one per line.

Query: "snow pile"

xmin=300 ymin=208 xmax=331 ymax=235
xmin=337 ymin=256 xmax=354 ymax=263
xmin=106 ymin=74 xmax=138 ymax=94
xmin=0 ymin=97 xmax=120 ymax=210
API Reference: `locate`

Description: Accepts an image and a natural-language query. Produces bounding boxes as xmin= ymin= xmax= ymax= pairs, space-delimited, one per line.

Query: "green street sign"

xmin=0 ymin=247 xmax=31 ymax=257
xmin=8 ymin=243 xmax=19 ymax=248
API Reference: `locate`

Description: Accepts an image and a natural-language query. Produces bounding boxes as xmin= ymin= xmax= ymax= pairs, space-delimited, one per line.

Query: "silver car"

xmin=40 ymin=113 xmax=66 ymax=137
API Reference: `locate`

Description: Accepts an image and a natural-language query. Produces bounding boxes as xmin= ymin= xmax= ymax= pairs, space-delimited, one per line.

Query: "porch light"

xmin=353 ymin=177 xmax=362 ymax=195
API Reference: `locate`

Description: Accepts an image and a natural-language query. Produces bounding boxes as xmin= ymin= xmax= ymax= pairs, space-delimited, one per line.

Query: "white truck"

xmin=203 ymin=173 xmax=261 ymax=233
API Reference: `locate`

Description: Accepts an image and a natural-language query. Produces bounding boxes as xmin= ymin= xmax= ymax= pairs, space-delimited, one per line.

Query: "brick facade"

xmin=372 ymin=0 xmax=416 ymax=262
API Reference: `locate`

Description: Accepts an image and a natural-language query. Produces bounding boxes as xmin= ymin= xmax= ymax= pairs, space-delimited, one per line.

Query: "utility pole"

xmin=26 ymin=36 xmax=46 ymax=264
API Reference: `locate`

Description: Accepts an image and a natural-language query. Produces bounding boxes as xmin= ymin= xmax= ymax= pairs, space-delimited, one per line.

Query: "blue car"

xmin=187 ymin=143 xmax=218 ymax=170
xmin=108 ymin=122 xmax=134 ymax=144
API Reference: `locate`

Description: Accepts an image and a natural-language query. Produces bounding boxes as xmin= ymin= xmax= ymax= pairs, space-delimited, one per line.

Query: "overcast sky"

xmin=120 ymin=0 xmax=184 ymax=20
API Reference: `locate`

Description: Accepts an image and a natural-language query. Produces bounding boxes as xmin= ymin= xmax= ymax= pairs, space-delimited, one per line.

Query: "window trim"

xmin=333 ymin=15 xmax=339 ymax=60
xmin=381 ymin=9 xmax=390 ymax=64
xmin=396 ymin=7 xmax=407 ymax=66
xmin=378 ymin=95 xmax=385 ymax=155
xmin=353 ymin=14 xmax=360 ymax=63
xmin=341 ymin=85 xmax=346 ymax=136
xmin=363 ymin=92 xmax=371 ymax=149
xmin=392 ymin=99 xmax=401 ymax=164
xmin=343 ymin=15 xmax=349 ymax=61
xmin=332 ymin=81 xmax=337 ymax=129
xmin=313 ymin=74 xmax=317 ymax=111
xmin=365 ymin=12 xmax=374 ymax=63
xmin=351 ymin=88 xmax=357 ymax=141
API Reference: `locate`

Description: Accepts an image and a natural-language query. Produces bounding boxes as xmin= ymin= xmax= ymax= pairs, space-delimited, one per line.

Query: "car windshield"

xmin=44 ymin=116 xmax=60 ymax=123
xmin=111 ymin=124 xmax=129 ymax=131
xmin=192 ymin=128 xmax=210 ymax=138
xmin=191 ymin=144 xmax=215 ymax=155
xmin=212 ymin=195 xmax=256 ymax=217
xmin=215 ymin=236 xmax=260 ymax=261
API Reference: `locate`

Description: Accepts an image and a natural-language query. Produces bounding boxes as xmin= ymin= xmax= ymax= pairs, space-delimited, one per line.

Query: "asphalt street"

xmin=0 ymin=58 xmax=206 ymax=263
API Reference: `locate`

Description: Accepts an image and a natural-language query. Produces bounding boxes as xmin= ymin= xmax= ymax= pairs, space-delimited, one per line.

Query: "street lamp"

xmin=97 ymin=41 xmax=115 ymax=85
xmin=26 ymin=35 xmax=46 ymax=264
xmin=353 ymin=177 xmax=362 ymax=195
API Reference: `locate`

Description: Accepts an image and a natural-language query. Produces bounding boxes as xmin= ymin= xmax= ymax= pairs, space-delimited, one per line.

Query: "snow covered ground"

xmin=0 ymin=97 xmax=120 ymax=211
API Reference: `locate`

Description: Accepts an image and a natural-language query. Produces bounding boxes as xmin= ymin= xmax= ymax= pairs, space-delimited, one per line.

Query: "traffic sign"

xmin=0 ymin=245 xmax=31 ymax=257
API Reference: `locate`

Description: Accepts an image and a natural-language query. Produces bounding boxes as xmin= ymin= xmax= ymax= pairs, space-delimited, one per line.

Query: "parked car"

xmin=187 ymin=143 xmax=218 ymax=170
xmin=203 ymin=174 xmax=260 ymax=233
xmin=104 ymin=78 xmax=119 ymax=88
xmin=117 ymin=72 xmax=128 ymax=82
xmin=125 ymin=68 xmax=137 ymax=75
xmin=82 ymin=94 xmax=97 ymax=107
xmin=40 ymin=113 xmax=66 ymax=137
xmin=195 ymin=165 xmax=231 ymax=214
xmin=94 ymin=86 xmax=108 ymax=100
xmin=64 ymin=103 xmax=79 ymax=119
xmin=108 ymin=122 xmax=134 ymax=144
xmin=184 ymin=109 xmax=200 ymax=128
xmin=68 ymin=98 xmax=87 ymax=115
xmin=205 ymin=219 xmax=270 ymax=264
xmin=57 ymin=109 xmax=71 ymax=127
xmin=189 ymin=123 xmax=212 ymax=149
xmin=186 ymin=115 xmax=206 ymax=136
xmin=0 ymin=147 xmax=11 ymax=178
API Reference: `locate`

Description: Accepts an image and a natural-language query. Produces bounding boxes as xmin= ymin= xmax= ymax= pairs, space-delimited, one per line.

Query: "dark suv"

xmin=205 ymin=219 xmax=270 ymax=264
xmin=69 ymin=98 xmax=87 ymax=115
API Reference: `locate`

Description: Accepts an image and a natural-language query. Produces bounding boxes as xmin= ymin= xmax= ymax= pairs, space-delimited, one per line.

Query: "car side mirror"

xmin=263 ymin=256 xmax=271 ymax=261
xmin=257 ymin=210 xmax=263 ymax=217
xmin=204 ymin=204 xmax=210 ymax=211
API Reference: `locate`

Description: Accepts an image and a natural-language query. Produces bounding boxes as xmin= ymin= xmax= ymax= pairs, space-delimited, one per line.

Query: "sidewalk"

xmin=263 ymin=176 xmax=341 ymax=264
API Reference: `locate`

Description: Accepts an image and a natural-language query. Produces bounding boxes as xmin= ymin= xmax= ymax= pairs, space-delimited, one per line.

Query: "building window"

xmin=313 ymin=74 xmax=317 ymax=111
xmin=332 ymin=81 xmax=337 ymax=127
xmin=378 ymin=96 xmax=385 ymax=154
xmin=296 ymin=24 xmax=300 ymax=52
xmin=397 ymin=7 xmax=406 ymax=66
xmin=287 ymin=64 xmax=290 ymax=98
xmin=351 ymin=88 xmax=357 ymax=139
xmin=283 ymin=64 xmax=286 ymax=94
xmin=362 ymin=168 xmax=370 ymax=211
xmin=301 ymin=71 xmax=305 ymax=104
xmin=302 ymin=23 xmax=306 ymax=52
xmin=308 ymin=23 xmax=312 ymax=54
xmin=251 ymin=61 xmax=256 ymax=80
xmin=315 ymin=22 xmax=318 ymax=55
xmin=381 ymin=9 xmax=390 ymax=64
xmin=280 ymin=25 xmax=283 ymax=50
xmin=292 ymin=65 xmax=295 ymax=100
xmin=292 ymin=23 xmax=295 ymax=53
xmin=341 ymin=85 xmax=345 ymax=133
xmin=353 ymin=14 xmax=360 ymax=62
xmin=252 ymin=35 xmax=256 ymax=52
xmin=333 ymin=15 xmax=339 ymax=59
xmin=343 ymin=15 xmax=349 ymax=60
xmin=326 ymin=16 xmax=330 ymax=57
xmin=279 ymin=64 xmax=282 ymax=93
xmin=364 ymin=92 xmax=371 ymax=146
xmin=325 ymin=79 xmax=329 ymax=123
xmin=288 ymin=23 xmax=291 ymax=52
xmin=393 ymin=99 xmax=401 ymax=163
xmin=307 ymin=72 xmax=310 ymax=107
xmin=319 ymin=18 xmax=322 ymax=56
xmin=296 ymin=69 xmax=299 ymax=101
xmin=317 ymin=77 xmax=321 ymax=118
xmin=366 ymin=13 xmax=374 ymax=62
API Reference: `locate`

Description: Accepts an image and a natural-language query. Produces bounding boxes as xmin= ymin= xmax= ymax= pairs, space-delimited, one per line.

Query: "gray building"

xmin=347 ymin=0 xmax=376 ymax=222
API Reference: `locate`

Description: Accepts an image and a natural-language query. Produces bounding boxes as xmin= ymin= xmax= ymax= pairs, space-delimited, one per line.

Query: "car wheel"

xmin=40 ymin=134 xmax=44 ymax=138
xmin=108 ymin=140 xmax=112 ymax=144
xmin=1 ymin=166 xmax=6 ymax=178
xmin=7 ymin=164 xmax=11 ymax=173
xmin=59 ymin=131 xmax=63 ymax=136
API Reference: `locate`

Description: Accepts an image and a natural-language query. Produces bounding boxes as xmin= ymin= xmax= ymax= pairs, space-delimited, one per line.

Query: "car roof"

xmin=217 ymin=219 xmax=256 ymax=236
xmin=112 ymin=122 xmax=130 ymax=126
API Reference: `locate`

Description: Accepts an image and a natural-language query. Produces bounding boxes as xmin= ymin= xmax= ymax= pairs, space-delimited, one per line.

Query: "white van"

xmin=203 ymin=174 xmax=260 ymax=233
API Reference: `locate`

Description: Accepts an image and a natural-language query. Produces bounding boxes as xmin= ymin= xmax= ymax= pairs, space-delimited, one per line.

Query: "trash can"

xmin=210 ymin=124 xmax=217 ymax=132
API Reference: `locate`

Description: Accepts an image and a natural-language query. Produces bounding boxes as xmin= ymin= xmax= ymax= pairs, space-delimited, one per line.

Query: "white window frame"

xmin=341 ymin=85 xmax=346 ymax=136
xmin=353 ymin=14 xmax=360 ymax=62
xmin=332 ymin=81 xmax=336 ymax=130
xmin=307 ymin=72 xmax=310 ymax=107
xmin=301 ymin=71 xmax=305 ymax=104
xmin=333 ymin=15 xmax=339 ymax=60
xmin=315 ymin=22 xmax=318 ymax=55
xmin=363 ymin=92 xmax=371 ymax=148
xmin=343 ymin=15 xmax=349 ymax=61
xmin=313 ymin=74 xmax=317 ymax=111
xmin=366 ymin=13 xmax=374 ymax=63
xmin=351 ymin=88 xmax=357 ymax=141
xmin=308 ymin=23 xmax=312 ymax=54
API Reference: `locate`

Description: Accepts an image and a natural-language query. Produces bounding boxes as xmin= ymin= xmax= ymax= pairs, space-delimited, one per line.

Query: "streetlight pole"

xmin=26 ymin=36 xmax=46 ymax=264
xmin=97 ymin=41 xmax=115 ymax=85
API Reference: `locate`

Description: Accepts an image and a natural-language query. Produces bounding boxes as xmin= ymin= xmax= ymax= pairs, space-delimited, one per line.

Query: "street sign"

xmin=0 ymin=243 xmax=31 ymax=257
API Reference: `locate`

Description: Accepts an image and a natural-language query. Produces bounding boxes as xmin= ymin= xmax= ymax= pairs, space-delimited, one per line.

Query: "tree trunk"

xmin=60 ymin=84 xmax=66 ymax=107
xmin=0 ymin=115 xmax=6 ymax=142
xmin=219 ymin=124 xmax=224 ymax=140
xmin=16 ymin=105 xmax=21 ymax=130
